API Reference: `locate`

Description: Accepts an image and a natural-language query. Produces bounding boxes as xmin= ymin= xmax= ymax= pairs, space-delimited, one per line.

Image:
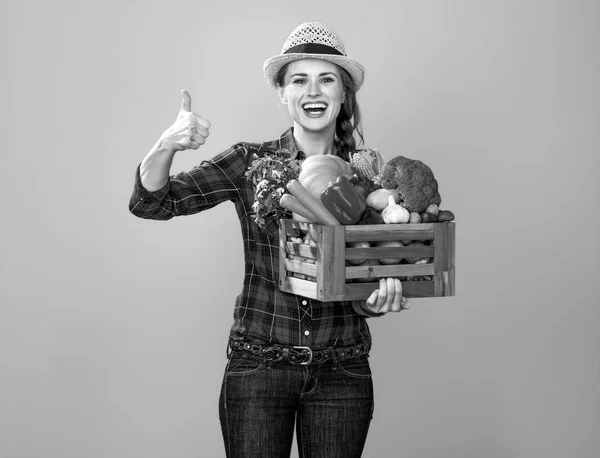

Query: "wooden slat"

xmin=447 ymin=222 xmax=456 ymax=296
xmin=401 ymin=281 xmax=436 ymax=298
xmin=345 ymin=223 xmax=436 ymax=242
xmin=345 ymin=263 xmax=434 ymax=279
xmin=278 ymin=221 xmax=289 ymax=293
xmin=342 ymin=280 xmax=435 ymax=300
xmin=285 ymin=242 xmax=317 ymax=259
xmin=284 ymin=276 xmax=318 ymax=298
xmin=433 ymin=223 xmax=449 ymax=296
xmin=284 ymin=259 xmax=317 ymax=277
xmin=317 ymin=225 xmax=346 ymax=300
xmin=345 ymin=245 xmax=434 ymax=261
xmin=282 ymin=219 xmax=320 ymax=240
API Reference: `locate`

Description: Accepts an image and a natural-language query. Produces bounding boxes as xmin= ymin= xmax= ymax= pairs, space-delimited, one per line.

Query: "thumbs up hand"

xmin=156 ymin=90 xmax=211 ymax=154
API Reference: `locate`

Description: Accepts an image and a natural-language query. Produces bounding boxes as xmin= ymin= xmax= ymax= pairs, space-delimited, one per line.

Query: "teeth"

xmin=303 ymin=103 xmax=327 ymax=110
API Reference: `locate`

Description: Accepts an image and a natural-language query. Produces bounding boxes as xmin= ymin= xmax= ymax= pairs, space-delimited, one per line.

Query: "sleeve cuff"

xmin=351 ymin=301 xmax=386 ymax=318
xmin=133 ymin=163 xmax=171 ymax=202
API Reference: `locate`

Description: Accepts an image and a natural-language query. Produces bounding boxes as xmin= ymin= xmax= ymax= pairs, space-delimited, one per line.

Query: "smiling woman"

xmin=275 ymin=58 xmax=364 ymax=162
xmin=276 ymin=60 xmax=348 ymax=154
xmin=128 ymin=21 xmax=410 ymax=458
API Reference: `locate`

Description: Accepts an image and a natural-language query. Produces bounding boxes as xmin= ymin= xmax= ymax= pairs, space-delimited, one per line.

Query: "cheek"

xmin=286 ymin=87 xmax=302 ymax=102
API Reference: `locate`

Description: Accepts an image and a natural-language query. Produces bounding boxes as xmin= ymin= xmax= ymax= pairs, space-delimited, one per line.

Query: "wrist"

xmin=351 ymin=301 xmax=386 ymax=318
xmin=152 ymin=138 xmax=177 ymax=157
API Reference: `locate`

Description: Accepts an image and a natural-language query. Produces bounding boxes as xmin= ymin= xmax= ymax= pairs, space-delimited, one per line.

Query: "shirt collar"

xmin=278 ymin=127 xmax=344 ymax=161
xmin=278 ymin=127 xmax=304 ymax=160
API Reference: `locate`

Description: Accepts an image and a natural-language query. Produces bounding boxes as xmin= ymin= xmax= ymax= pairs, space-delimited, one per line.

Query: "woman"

xmin=129 ymin=21 xmax=410 ymax=458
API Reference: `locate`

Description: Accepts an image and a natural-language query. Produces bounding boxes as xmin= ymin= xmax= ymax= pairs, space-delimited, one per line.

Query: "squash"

xmin=347 ymin=241 xmax=370 ymax=265
xmin=374 ymin=240 xmax=404 ymax=264
xmin=365 ymin=188 xmax=399 ymax=211
xmin=404 ymin=241 xmax=430 ymax=264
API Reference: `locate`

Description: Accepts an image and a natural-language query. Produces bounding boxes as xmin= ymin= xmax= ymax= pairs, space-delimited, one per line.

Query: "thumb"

xmin=180 ymin=89 xmax=192 ymax=113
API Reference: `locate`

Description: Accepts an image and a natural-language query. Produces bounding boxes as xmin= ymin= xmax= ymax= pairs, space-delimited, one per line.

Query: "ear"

xmin=277 ymin=86 xmax=288 ymax=105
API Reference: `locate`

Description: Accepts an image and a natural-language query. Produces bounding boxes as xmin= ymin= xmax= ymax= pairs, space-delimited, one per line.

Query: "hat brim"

xmin=263 ymin=53 xmax=365 ymax=91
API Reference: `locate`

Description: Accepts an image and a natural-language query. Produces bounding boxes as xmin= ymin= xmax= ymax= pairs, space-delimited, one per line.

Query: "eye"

xmin=291 ymin=78 xmax=307 ymax=85
xmin=320 ymin=77 xmax=335 ymax=84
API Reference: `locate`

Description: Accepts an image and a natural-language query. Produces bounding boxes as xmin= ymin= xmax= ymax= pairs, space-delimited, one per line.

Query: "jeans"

xmin=219 ymin=351 xmax=374 ymax=458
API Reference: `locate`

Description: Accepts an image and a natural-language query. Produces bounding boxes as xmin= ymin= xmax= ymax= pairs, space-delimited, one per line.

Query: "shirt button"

xmin=304 ymin=330 xmax=310 ymax=336
xmin=302 ymin=300 xmax=307 ymax=305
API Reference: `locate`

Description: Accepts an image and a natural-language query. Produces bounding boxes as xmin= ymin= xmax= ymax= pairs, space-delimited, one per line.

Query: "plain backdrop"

xmin=1 ymin=1 xmax=599 ymax=457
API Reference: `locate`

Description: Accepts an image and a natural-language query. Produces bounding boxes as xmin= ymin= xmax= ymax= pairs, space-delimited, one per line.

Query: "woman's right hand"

xmin=139 ymin=91 xmax=211 ymax=192
xmin=156 ymin=90 xmax=211 ymax=154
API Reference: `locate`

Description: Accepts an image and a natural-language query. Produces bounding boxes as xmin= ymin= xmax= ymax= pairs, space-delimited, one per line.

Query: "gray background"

xmin=1 ymin=0 xmax=599 ymax=457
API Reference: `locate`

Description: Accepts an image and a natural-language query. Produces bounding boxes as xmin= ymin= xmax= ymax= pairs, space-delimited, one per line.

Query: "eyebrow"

xmin=289 ymin=72 xmax=337 ymax=78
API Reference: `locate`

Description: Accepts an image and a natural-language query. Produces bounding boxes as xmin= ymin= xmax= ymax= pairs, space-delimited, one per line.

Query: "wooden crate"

xmin=279 ymin=219 xmax=455 ymax=301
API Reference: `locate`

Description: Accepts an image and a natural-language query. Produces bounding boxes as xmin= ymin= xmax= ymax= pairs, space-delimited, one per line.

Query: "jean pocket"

xmin=226 ymin=353 xmax=266 ymax=376
xmin=335 ymin=355 xmax=372 ymax=379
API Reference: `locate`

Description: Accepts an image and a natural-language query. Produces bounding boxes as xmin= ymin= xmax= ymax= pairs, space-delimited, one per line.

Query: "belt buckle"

xmin=294 ymin=346 xmax=313 ymax=365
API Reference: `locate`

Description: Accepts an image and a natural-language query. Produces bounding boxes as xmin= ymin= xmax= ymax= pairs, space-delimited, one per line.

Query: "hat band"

xmin=283 ymin=43 xmax=344 ymax=56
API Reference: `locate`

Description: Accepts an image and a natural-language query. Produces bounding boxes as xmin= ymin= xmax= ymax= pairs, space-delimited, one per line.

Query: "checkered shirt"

xmin=129 ymin=128 xmax=377 ymax=349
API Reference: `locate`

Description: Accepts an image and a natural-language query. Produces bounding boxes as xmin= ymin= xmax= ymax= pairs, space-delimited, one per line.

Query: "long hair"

xmin=275 ymin=62 xmax=364 ymax=161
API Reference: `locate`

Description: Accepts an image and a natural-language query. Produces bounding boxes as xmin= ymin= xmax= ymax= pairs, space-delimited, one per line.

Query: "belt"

xmin=228 ymin=339 xmax=369 ymax=366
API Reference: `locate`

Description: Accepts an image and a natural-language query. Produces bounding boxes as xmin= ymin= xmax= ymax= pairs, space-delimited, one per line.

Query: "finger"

xmin=189 ymin=140 xmax=201 ymax=150
xmin=376 ymin=279 xmax=388 ymax=312
xmin=191 ymin=124 xmax=210 ymax=138
xmin=190 ymin=133 xmax=207 ymax=145
xmin=366 ymin=289 xmax=379 ymax=309
xmin=390 ymin=278 xmax=403 ymax=312
xmin=401 ymin=296 xmax=411 ymax=310
xmin=190 ymin=113 xmax=211 ymax=129
xmin=384 ymin=277 xmax=398 ymax=312
xmin=180 ymin=90 xmax=192 ymax=113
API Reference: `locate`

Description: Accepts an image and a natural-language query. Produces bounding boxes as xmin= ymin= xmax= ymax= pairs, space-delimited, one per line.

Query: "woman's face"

xmin=277 ymin=59 xmax=346 ymax=136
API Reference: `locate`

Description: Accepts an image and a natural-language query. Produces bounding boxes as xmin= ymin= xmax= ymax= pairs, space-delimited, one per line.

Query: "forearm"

xmin=139 ymin=141 xmax=177 ymax=192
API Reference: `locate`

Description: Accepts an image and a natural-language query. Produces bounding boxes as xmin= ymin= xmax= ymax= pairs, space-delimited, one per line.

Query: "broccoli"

xmin=380 ymin=155 xmax=442 ymax=213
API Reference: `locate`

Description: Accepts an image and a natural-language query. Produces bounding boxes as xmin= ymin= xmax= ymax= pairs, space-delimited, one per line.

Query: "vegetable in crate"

xmin=365 ymin=188 xmax=400 ymax=211
xmin=298 ymin=154 xmax=354 ymax=199
xmin=286 ymin=180 xmax=340 ymax=226
xmin=374 ymin=240 xmax=404 ymax=264
xmin=381 ymin=195 xmax=410 ymax=224
xmin=244 ymin=148 xmax=303 ymax=227
xmin=357 ymin=207 xmax=384 ymax=225
xmin=380 ymin=155 xmax=442 ymax=213
xmin=350 ymin=148 xmax=385 ymax=188
xmin=320 ymin=175 xmax=367 ymax=225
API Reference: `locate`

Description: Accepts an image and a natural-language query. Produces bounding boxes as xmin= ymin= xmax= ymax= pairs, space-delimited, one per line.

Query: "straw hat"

xmin=263 ymin=21 xmax=365 ymax=91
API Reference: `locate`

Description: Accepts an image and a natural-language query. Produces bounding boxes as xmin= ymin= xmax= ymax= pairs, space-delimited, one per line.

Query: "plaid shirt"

xmin=129 ymin=128 xmax=377 ymax=349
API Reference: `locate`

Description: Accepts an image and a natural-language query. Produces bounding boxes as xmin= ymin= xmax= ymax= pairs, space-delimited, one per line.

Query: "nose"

xmin=307 ymin=79 xmax=321 ymax=96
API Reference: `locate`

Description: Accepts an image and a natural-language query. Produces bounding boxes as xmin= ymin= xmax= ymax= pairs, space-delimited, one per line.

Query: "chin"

xmin=298 ymin=119 xmax=335 ymax=133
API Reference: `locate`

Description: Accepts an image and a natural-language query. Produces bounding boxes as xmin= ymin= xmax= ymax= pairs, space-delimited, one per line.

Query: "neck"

xmin=292 ymin=124 xmax=336 ymax=157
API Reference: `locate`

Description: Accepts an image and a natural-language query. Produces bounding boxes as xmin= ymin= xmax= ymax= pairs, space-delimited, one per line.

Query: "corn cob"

xmin=368 ymin=148 xmax=385 ymax=174
xmin=372 ymin=173 xmax=383 ymax=187
xmin=351 ymin=151 xmax=376 ymax=180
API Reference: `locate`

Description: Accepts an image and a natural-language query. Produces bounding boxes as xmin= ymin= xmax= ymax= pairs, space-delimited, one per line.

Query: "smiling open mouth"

xmin=302 ymin=102 xmax=328 ymax=116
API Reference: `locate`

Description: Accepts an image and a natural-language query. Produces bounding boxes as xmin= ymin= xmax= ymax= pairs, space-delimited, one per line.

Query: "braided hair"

xmin=334 ymin=67 xmax=364 ymax=162
xmin=275 ymin=63 xmax=364 ymax=162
